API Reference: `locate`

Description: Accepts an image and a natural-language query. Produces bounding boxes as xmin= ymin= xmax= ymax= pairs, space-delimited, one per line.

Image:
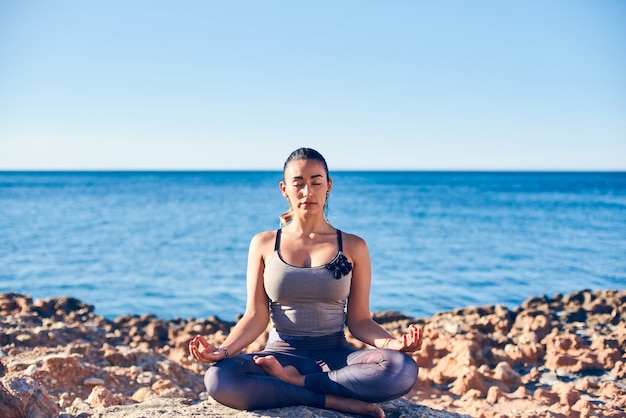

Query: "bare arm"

xmin=345 ymin=234 xmax=423 ymax=352
xmin=190 ymin=232 xmax=271 ymax=363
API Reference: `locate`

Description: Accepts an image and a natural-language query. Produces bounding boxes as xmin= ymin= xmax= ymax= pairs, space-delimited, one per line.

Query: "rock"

xmin=450 ymin=368 xmax=486 ymax=396
xmin=533 ymin=387 xmax=559 ymax=405
xmin=492 ymin=361 xmax=521 ymax=389
xmin=611 ymin=360 xmax=626 ymax=379
xmin=90 ymin=396 xmax=470 ymax=418
xmin=486 ymin=386 xmax=501 ymax=404
xmin=0 ymin=375 xmax=59 ymax=418
xmin=560 ymin=386 xmax=581 ymax=406
xmin=84 ymin=377 xmax=105 ymax=386
xmin=0 ymin=293 xmax=33 ymax=315
xmin=572 ymin=398 xmax=594 ymax=415
xmin=372 ymin=310 xmax=412 ymax=324
xmin=2 ymin=290 xmax=625 ymax=418
xmin=131 ymin=387 xmax=156 ymax=403
xmin=86 ymin=386 xmax=120 ymax=408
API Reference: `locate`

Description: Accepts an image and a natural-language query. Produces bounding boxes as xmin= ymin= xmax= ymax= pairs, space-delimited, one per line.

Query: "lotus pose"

xmin=190 ymin=147 xmax=423 ymax=418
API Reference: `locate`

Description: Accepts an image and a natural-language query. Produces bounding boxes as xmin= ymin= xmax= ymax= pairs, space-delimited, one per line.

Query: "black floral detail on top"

xmin=326 ymin=253 xmax=353 ymax=279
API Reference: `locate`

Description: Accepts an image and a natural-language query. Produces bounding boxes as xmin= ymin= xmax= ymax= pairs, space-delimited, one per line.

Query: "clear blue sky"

xmin=1 ymin=1 xmax=624 ymax=170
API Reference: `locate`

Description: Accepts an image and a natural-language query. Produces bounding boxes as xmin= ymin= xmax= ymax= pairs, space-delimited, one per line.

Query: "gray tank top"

xmin=264 ymin=229 xmax=352 ymax=336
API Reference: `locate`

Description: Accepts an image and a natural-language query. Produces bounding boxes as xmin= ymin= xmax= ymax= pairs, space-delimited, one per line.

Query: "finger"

xmin=193 ymin=335 xmax=209 ymax=352
xmin=190 ymin=348 xmax=202 ymax=362
xmin=402 ymin=325 xmax=420 ymax=351
xmin=407 ymin=325 xmax=416 ymax=339
xmin=198 ymin=348 xmax=223 ymax=363
xmin=410 ymin=327 xmax=423 ymax=351
xmin=406 ymin=334 xmax=417 ymax=351
xmin=189 ymin=336 xmax=202 ymax=352
xmin=198 ymin=351 xmax=216 ymax=363
xmin=189 ymin=339 xmax=200 ymax=359
xmin=411 ymin=327 xmax=421 ymax=348
xmin=191 ymin=344 xmax=205 ymax=362
xmin=189 ymin=337 xmax=213 ymax=363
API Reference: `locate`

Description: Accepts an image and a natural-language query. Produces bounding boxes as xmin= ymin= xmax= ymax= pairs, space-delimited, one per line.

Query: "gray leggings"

xmin=204 ymin=331 xmax=418 ymax=410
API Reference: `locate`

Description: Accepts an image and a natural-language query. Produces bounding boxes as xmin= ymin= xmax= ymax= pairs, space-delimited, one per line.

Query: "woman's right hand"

xmin=188 ymin=335 xmax=228 ymax=364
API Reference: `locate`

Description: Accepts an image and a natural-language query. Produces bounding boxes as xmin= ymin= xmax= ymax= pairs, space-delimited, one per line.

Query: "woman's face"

xmin=280 ymin=159 xmax=332 ymax=217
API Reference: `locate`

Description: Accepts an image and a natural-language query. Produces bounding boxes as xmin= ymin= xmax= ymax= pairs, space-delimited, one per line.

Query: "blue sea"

xmin=1 ymin=171 xmax=625 ymax=322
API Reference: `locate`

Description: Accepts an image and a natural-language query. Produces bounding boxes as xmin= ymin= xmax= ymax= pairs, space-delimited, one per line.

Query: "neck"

xmin=285 ymin=216 xmax=333 ymax=236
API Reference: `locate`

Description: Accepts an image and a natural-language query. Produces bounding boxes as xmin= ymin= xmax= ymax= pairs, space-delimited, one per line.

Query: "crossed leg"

xmin=254 ymin=355 xmax=385 ymax=418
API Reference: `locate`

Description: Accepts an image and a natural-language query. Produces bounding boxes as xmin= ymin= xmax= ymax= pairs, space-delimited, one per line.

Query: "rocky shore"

xmin=1 ymin=289 xmax=624 ymax=418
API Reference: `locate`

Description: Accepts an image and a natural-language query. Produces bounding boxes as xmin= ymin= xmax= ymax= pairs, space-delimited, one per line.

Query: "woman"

xmin=189 ymin=148 xmax=423 ymax=418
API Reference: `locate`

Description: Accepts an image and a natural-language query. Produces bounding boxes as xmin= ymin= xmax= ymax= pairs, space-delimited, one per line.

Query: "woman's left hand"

xmin=382 ymin=324 xmax=423 ymax=352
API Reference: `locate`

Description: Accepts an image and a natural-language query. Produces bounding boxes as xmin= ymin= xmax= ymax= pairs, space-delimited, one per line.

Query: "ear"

xmin=279 ymin=181 xmax=287 ymax=196
xmin=327 ymin=177 xmax=333 ymax=194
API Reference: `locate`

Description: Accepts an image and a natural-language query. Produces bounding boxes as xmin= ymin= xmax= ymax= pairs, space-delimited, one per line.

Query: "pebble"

xmin=84 ymin=377 xmax=105 ymax=386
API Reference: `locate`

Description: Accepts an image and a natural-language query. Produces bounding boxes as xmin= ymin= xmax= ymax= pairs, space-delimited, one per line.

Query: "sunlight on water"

xmin=1 ymin=171 xmax=625 ymax=320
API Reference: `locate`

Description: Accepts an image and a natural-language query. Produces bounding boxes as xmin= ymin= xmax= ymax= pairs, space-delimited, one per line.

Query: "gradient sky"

xmin=1 ymin=1 xmax=625 ymax=170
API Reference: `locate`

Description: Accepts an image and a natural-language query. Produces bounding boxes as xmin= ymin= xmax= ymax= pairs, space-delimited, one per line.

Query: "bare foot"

xmin=253 ymin=355 xmax=305 ymax=386
xmin=254 ymin=356 xmax=383 ymax=417
xmin=325 ymin=394 xmax=385 ymax=418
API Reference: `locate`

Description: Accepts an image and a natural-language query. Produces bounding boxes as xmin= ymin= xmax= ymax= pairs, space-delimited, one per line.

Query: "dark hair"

xmin=280 ymin=147 xmax=330 ymax=225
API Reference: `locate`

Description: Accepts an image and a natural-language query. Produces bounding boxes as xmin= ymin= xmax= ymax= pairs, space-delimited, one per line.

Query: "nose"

xmin=302 ymin=184 xmax=312 ymax=196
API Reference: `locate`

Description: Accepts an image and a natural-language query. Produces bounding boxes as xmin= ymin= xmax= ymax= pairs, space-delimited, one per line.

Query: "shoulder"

xmin=251 ymin=230 xmax=277 ymax=245
xmin=339 ymin=230 xmax=370 ymax=273
xmin=249 ymin=230 xmax=278 ymax=255
xmin=339 ymin=230 xmax=369 ymax=255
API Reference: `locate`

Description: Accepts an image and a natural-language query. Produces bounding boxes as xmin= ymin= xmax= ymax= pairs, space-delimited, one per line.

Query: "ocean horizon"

xmin=1 ymin=170 xmax=625 ymax=321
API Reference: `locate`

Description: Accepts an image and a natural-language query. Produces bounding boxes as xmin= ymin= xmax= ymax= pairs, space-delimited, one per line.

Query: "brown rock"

xmin=3 ymin=290 xmax=625 ymax=418
xmin=460 ymin=388 xmax=482 ymax=402
xmin=131 ymin=387 xmax=156 ymax=402
xmin=599 ymin=381 xmax=622 ymax=401
xmin=597 ymin=347 xmax=622 ymax=370
xmin=611 ymin=360 xmax=626 ymax=379
xmin=428 ymin=355 xmax=461 ymax=385
xmin=90 ymin=396 xmax=471 ymax=418
xmin=151 ymin=378 xmax=186 ymax=398
xmin=486 ymin=385 xmax=501 ymax=404
xmin=612 ymin=393 xmax=626 ymax=408
xmin=551 ymin=381 xmax=580 ymax=407
xmin=572 ymin=398 xmax=594 ymax=414
xmin=510 ymin=385 xmax=530 ymax=398
xmin=450 ymin=367 xmax=486 ymax=396
xmin=87 ymin=386 xmax=119 ymax=408
xmin=143 ymin=321 xmax=169 ymax=345
xmin=0 ymin=375 xmax=59 ymax=418
xmin=574 ymin=377 xmax=598 ymax=393
xmin=560 ymin=387 xmax=581 ymax=407
xmin=510 ymin=308 xmax=553 ymax=342
xmin=84 ymin=377 xmax=105 ymax=387
xmin=532 ymin=387 xmax=559 ymax=405
xmin=492 ymin=362 xmax=521 ymax=389
xmin=562 ymin=289 xmax=592 ymax=306
xmin=0 ymin=293 xmax=33 ymax=316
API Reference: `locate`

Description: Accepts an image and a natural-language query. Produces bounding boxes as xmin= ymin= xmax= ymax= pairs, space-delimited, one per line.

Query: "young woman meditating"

xmin=189 ymin=147 xmax=423 ymax=418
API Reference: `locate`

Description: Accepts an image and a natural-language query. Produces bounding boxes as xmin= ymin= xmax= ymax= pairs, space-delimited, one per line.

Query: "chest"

xmin=264 ymin=257 xmax=351 ymax=304
xmin=277 ymin=238 xmax=338 ymax=268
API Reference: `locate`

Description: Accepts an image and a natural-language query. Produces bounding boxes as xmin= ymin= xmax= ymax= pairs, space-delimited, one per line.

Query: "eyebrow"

xmin=291 ymin=174 xmax=324 ymax=180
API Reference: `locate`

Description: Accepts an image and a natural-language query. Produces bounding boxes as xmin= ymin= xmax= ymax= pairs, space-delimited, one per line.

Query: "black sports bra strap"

xmin=274 ymin=229 xmax=282 ymax=252
xmin=276 ymin=228 xmax=342 ymax=252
